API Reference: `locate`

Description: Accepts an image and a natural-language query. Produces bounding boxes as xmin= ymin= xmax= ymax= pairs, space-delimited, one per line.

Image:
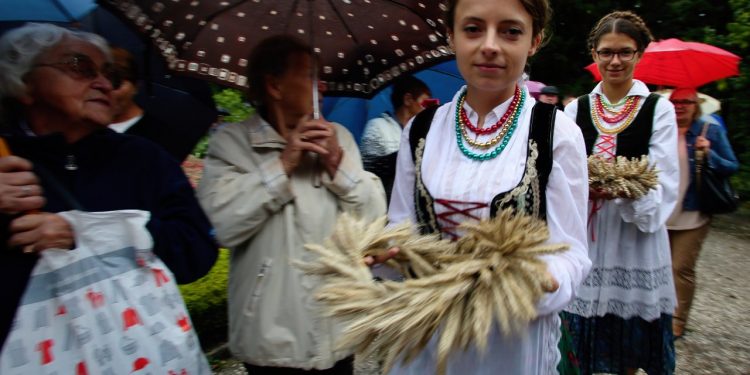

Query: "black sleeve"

xmin=145 ymin=154 xmax=219 ymax=284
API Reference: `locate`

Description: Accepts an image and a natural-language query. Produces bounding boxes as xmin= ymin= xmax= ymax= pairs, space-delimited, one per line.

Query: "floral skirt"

xmin=561 ymin=312 xmax=675 ymax=375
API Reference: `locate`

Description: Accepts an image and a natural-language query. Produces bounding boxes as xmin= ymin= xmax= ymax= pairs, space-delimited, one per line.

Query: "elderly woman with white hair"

xmin=0 ymin=22 xmax=218 ymax=355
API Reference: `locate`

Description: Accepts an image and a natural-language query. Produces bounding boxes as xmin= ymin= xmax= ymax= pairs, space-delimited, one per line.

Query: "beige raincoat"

xmin=197 ymin=113 xmax=386 ymax=369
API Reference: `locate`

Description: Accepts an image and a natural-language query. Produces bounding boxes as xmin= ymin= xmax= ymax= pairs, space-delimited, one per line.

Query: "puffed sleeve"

xmin=614 ymin=97 xmax=680 ymax=233
xmin=536 ymin=112 xmax=592 ymax=316
xmin=386 ymin=118 xmax=418 ymax=226
xmin=360 ymin=117 xmax=388 ymax=158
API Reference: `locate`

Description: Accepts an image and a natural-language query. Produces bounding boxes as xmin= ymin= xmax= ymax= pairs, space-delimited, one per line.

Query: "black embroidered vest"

xmin=408 ymin=102 xmax=557 ymax=235
xmin=575 ymin=93 xmax=660 ymax=157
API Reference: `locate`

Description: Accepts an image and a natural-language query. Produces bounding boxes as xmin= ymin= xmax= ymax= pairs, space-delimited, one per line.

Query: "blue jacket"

xmin=0 ymin=129 xmax=218 ymax=350
xmin=682 ymin=116 xmax=739 ymax=211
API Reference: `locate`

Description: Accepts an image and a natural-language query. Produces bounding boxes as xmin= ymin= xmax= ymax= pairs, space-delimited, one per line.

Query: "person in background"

xmin=538 ymin=85 xmax=560 ymax=106
xmin=666 ymin=87 xmax=738 ymax=340
xmin=386 ymin=0 xmax=591 ymax=373
xmin=360 ymin=76 xmax=432 ymax=203
xmin=562 ymin=94 xmax=577 ymax=107
xmin=196 ymin=35 xmax=386 ymax=374
xmin=0 ymin=23 xmax=217 ymax=352
xmin=108 ymin=46 xmax=212 ymax=162
xmin=562 ymin=10 xmax=679 ymax=375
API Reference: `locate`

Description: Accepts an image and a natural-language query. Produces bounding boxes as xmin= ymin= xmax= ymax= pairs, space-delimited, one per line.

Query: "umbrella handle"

xmin=0 ymin=137 xmax=10 ymax=157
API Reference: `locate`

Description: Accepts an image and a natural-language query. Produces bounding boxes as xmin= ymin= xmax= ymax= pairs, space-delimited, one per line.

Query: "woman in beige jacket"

xmin=197 ymin=35 xmax=386 ymax=374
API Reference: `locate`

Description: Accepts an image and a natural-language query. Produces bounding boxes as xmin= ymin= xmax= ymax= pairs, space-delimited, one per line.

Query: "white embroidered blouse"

xmin=387 ymin=86 xmax=591 ymax=375
xmin=563 ymin=80 xmax=679 ymax=321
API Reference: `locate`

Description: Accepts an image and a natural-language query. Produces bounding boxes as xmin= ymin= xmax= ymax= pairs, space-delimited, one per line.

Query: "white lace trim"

xmin=564 ymin=297 xmax=675 ymax=321
xmin=543 ymin=314 xmax=562 ymax=375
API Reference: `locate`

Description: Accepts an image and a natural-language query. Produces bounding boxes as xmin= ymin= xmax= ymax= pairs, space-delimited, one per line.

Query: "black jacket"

xmin=0 ymin=128 xmax=218 ymax=350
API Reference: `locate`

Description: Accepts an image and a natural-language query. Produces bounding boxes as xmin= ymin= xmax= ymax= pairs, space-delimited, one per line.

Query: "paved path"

xmin=673 ymin=213 xmax=750 ymax=374
xmin=213 ymin=213 xmax=750 ymax=374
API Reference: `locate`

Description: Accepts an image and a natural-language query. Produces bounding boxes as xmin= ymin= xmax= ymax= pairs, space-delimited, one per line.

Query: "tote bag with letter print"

xmin=0 ymin=210 xmax=211 ymax=375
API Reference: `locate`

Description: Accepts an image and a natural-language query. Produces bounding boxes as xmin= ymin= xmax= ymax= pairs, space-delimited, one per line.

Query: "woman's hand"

xmin=542 ymin=270 xmax=560 ymax=293
xmin=305 ymin=117 xmax=343 ymax=178
xmin=0 ymin=156 xmax=45 ymax=215
xmin=279 ymin=118 xmax=332 ymax=175
xmin=8 ymin=213 xmax=74 ymax=254
xmin=589 ymin=187 xmax=616 ymax=201
xmin=695 ymin=135 xmax=711 ymax=152
xmin=364 ymin=246 xmax=400 ymax=266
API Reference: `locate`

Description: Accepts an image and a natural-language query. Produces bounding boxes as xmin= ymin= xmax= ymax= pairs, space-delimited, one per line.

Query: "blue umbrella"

xmin=0 ymin=0 xmax=96 ymax=22
xmin=323 ymin=59 xmax=465 ymax=142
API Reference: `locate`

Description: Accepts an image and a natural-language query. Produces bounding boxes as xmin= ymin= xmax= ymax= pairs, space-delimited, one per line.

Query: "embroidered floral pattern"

xmin=581 ymin=266 xmax=673 ymax=290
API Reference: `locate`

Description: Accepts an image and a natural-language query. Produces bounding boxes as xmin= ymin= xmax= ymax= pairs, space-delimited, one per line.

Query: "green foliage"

xmin=702 ymin=0 xmax=750 ymax=198
xmin=213 ymin=88 xmax=254 ymax=123
xmin=179 ymin=249 xmax=230 ymax=350
xmin=191 ymin=88 xmax=254 ymax=158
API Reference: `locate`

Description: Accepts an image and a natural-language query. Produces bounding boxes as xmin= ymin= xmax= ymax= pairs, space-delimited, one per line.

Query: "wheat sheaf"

xmin=294 ymin=209 xmax=569 ymax=374
xmin=588 ymin=155 xmax=659 ymax=199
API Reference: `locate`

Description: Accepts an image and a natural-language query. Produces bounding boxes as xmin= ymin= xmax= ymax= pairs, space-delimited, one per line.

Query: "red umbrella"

xmin=585 ymin=38 xmax=740 ymax=87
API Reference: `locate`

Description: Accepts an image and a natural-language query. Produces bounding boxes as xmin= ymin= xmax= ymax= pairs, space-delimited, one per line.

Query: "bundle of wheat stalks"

xmin=588 ymin=155 xmax=659 ymax=199
xmin=294 ymin=209 xmax=568 ymax=374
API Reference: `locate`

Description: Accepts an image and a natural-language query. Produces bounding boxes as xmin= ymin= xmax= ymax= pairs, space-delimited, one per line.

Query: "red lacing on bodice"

xmin=594 ymin=134 xmax=616 ymax=160
xmin=434 ymin=198 xmax=488 ymax=241
xmin=589 ymin=134 xmax=616 ymax=242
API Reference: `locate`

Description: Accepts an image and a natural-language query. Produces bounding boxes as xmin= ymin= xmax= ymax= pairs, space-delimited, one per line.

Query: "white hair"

xmin=0 ymin=23 xmax=111 ymax=102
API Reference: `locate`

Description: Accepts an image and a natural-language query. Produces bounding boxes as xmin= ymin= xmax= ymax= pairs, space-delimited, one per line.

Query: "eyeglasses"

xmin=34 ymin=54 xmax=122 ymax=89
xmin=670 ymin=99 xmax=698 ymax=106
xmin=595 ymin=49 xmax=638 ymax=62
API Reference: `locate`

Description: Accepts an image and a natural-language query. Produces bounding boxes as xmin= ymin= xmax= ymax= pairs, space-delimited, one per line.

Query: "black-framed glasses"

xmin=595 ymin=49 xmax=637 ymax=62
xmin=34 ymin=54 xmax=122 ymax=89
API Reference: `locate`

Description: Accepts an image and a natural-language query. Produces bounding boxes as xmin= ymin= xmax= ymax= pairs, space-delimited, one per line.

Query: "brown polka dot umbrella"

xmin=100 ymin=0 xmax=454 ymax=98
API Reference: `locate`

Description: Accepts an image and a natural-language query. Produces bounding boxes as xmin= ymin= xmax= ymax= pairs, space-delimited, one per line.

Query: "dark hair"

xmin=390 ymin=76 xmax=431 ymax=109
xmin=246 ymin=35 xmax=313 ymax=110
xmin=444 ymin=0 xmax=551 ymax=39
xmin=110 ymin=46 xmax=138 ymax=83
xmin=587 ymin=11 xmax=653 ymax=52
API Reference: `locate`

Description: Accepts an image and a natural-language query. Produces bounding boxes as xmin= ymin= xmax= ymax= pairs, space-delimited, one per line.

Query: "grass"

xmin=179 ymin=248 xmax=230 ymax=351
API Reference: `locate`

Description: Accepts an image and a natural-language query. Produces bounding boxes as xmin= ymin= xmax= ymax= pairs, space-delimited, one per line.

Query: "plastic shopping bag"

xmin=0 ymin=210 xmax=210 ymax=375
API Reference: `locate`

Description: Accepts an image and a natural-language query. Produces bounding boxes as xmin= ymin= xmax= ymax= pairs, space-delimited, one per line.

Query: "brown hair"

xmin=110 ymin=46 xmax=138 ymax=83
xmin=246 ymin=35 xmax=313 ymax=110
xmin=587 ymin=11 xmax=653 ymax=52
xmin=443 ymin=0 xmax=551 ymax=39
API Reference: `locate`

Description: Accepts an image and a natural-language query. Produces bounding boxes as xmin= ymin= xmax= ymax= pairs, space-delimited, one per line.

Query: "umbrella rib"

xmin=51 ymin=0 xmax=74 ymax=21
xmin=181 ymin=1 xmax=247 ymax=48
xmin=385 ymin=0 xmax=444 ymax=34
xmin=283 ymin=0 xmax=303 ymax=36
xmin=325 ymin=0 xmax=360 ymax=45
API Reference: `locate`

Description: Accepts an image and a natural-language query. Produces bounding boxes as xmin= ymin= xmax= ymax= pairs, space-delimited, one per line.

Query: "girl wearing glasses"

xmin=562 ymin=11 xmax=679 ymax=375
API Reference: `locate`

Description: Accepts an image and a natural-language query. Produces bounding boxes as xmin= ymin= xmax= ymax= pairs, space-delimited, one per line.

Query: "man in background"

xmin=360 ymin=76 xmax=432 ymax=203
xmin=539 ymin=85 xmax=560 ymax=107
xmin=109 ymin=46 xmax=212 ymax=162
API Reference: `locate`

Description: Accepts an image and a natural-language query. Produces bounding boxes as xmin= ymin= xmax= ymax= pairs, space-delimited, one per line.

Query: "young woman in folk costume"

xmin=562 ymin=11 xmax=680 ymax=375
xmin=385 ymin=0 xmax=591 ymax=373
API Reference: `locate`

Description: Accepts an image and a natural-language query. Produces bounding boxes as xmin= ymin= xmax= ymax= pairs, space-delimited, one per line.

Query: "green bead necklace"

xmin=455 ymin=88 xmax=526 ymax=161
